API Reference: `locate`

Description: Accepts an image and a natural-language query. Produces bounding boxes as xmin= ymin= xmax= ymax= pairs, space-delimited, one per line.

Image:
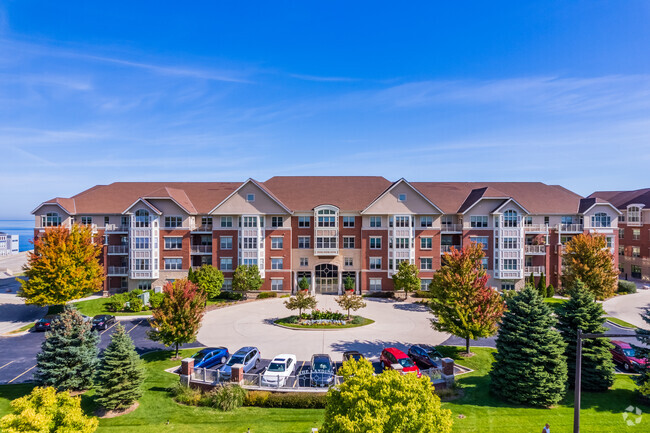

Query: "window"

xmin=619 ymin=228 xmax=625 ymax=239
xmin=271 ymin=216 xmax=283 ymax=228
xmin=471 ymin=236 xmax=489 ymax=249
xmin=393 ymin=216 xmax=410 ymax=227
xmin=271 ymin=279 xmax=283 ymax=291
xmin=342 ymin=216 xmax=355 ymax=227
xmin=134 ymin=259 xmax=150 ymax=270
xmin=544 ymin=216 xmax=550 ymax=225
xmin=420 ymin=279 xmax=432 ymax=291
xmin=503 ymin=210 xmax=518 ymax=227
xmin=81 ymin=216 xmax=92 ymax=225
xmin=394 ymin=238 xmax=410 ymax=249
xmin=138 ymin=281 xmax=152 ymax=291
xmin=344 ymin=257 xmax=353 ymax=267
xmin=503 ymin=259 xmax=518 ymax=270
xmin=343 ymin=236 xmax=355 ymax=249
xmin=369 ymin=237 xmax=381 ymax=249
xmin=632 ymin=247 xmax=641 ymax=258
xmin=502 ymin=237 xmax=519 ymax=249
xmin=370 ymin=258 xmax=382 ymax=270
xmin=560 ymin=235 xmax=573 ymax=245
xmin=501 ymin=283 xmax=515 ymax=291
xmin=592 ymin=212 xmax=611 ymax=228
xmin=271 ymin=237 xmax=283 ymax=249
xmin=420 ymin=258 xmax=432 ymax=270
xmin=523 ymin=216 xmax=533 ymax=225
xmin=398 ymin=193 xmax=407 ymax=202
xmin=369 ymin=279 xmax=382 ymax=292
xmin=164 ymin=237 xmax=182 ymax=249
xmin=470 ymin=216 xmax=488 ymax=228
xmin=316 ymin=237 xmax=337 ymax=249
xmin=246 ymin=193 xmax=255 ymax=202
xmin=370 ymin=216 xmax=381 ymax=227
xmin=201 ymin=216 xmax=212 ymax=226
xmin=420 ymin=237 xmax=432 ymax=249
xmin=619 ymin=246 xmax=625 ymax=256
xmin=420 ymin=216 xmax=433 ymax=228
xmin=220 ymin=236 xmax=232 ymax=250
xmin=633 ymin=229 xmax=640 ymax=240
xmin=164 ymin=258 xmax=182 ymax=270
xmin=135 ymin=237 xmax=150 ymax=249
xmin=220 ymin=216 xmax=233 ymax=227
xmin=165 ymin=216 xmax=182 ymax=228
xmin=561 ymin=216 xmax=574 ymax=225
xmin=300 ymin=257 xmax=309 ymax=267
xmin=121 ymin=215 xmax=129 ymax=227
xmin=223 ymin=279 xmax=232 ymax=291
xmin=243 ymin=238 xmax=257 ymax=249
xmin=271 ymin=258 xmax=283 ymax=269
xmin=42 ymin=212 xmax=62 ymax=227
xmin=242 ymin=258 xmax=258 ymax=266
xmin=481 ymin=258 xmax=489 ymax=269
xmin=104 ymin=216 xmax=109 ymax=226
xmin=317 ymin=214 xmax=336 ymax=227
xmin=606 ymin=237 xmax=613 ymax=248
xmin=199 ymin=235 xmax=211 ymax=246
xmin=632 ymin=265 xmax=642 ymax=278
xmin=298 ymin=236 xmax=310 ymax=249
xmin=220 ymin=258 xmax=233 ymax=270
xmin=298 ymin=216 xmax=310 ymax=228
xmin=135 ymin=209 xmax=149 ymax=227
xmin=243 ymin=216 xmax=257 ymax=227
xmin=627 ymin=206 xmax=641 ymax=224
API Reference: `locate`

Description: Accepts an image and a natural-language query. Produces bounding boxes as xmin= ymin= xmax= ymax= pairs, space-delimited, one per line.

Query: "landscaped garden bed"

xmin=274 ymin=310 xmax=374 ymax=329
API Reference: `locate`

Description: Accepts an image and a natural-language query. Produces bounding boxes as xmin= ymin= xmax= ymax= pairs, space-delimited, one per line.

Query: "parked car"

xmin=219 ymin=346 xmax=261 ymax=379
xmin=408 ymin=344 xmax=443 ymax=369
xmin=342 ymin=350 xmax=364 ymax=363
xmin=261 ymin=354 xmax=297 ymax=387
xmin=34 ymin=315 xmax=59 ymax=332
xmin=610 ymin=340 xmax=647 ymax=372
xmin=91 ymin=314 xmax=116 ymax=331
xmin=380 ymin=347 xmax=421 ymax=376
xmin=310 ymin=354 xmax=335 ymax=388
xmin=191 ymin=347 xmax=230 ymax=369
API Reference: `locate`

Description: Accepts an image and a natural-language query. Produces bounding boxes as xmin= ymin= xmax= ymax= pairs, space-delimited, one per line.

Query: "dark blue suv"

xmin=191 ymin=347 xmax=230 ymax=369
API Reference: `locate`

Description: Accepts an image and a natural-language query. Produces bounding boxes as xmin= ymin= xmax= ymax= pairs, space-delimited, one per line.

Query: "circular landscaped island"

xmin=274 ymin=311 xmax=375 ymax=330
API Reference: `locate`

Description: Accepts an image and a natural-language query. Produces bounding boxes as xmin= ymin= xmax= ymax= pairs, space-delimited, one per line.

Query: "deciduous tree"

xmin=35 ymin=306 xmax=99 ymax=391
xmin=284 ymin=290 xmax=318 ymax=317
xmin=322 ymin=357 xmax=453 ymax=433
xmin=148 ymin=279 xmax=206 ymax=358
xmin=561 ymin=233 xmax=618 ymax=300
xmin=19 ymin=225 xmax=104 ymax=306
xmin=335 ymin=292 xmax=366 ymax=319
xmin=392 ymin=260 xmax=420 ymax=299
xmin=189 ymin=265 xmax=224 ymax=299
xmin=0 ymin=387 xmax=98 ymax=433
xmin=232 ymin=265 xmax=263 ymax=299
xmin=429 ymin=243 xmax=506 ymax=355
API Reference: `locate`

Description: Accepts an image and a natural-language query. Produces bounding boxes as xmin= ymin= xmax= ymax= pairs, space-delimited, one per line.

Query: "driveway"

xmin=0 ymin=293 xmax=46 ymax=335
xmin=603 ymin=290 xmax=650 ymax=330
xmin=197 ymin=295 xmax=449 ymax=361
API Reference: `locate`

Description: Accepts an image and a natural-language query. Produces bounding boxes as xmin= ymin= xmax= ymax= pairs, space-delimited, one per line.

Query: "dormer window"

xmin=135 ymin=209 xmax=150 ymax=228
xmin=246 ymin=193 xmax=255 ymax=202
xmin=627 ymin=205 xmax=642 ymax=224
xmin=398 ymin=193 xmax=407 ymax=202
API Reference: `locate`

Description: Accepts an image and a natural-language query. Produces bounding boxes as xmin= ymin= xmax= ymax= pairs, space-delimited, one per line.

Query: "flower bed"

xmin=274 ymin=313 xmax=374 ymax=329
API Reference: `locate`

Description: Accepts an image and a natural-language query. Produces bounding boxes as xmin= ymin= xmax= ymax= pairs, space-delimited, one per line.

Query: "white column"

xmin=355 ymin=272 xmax=360 ymax=295
xmin=293 ymin=272 xmax=298 ymax=294
xmin=337 ymin=271 xmax=342 ymax=295
xmin=310 ymin=270 xmax=315 ymax=295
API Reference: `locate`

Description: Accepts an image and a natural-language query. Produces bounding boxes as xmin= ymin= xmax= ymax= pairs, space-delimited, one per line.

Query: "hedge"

xmin=362 ymin=291 xmax=394 ymax=299
xmin=244 ymin=391 xmax=327 ymax=409
xmin=257 ymin=292 xmax=278 ymax=299
xmin=617 ymin=280 xmax=637 ymax=294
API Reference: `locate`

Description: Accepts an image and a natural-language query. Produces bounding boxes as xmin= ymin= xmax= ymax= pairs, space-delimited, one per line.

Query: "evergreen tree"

xmin=490 ymin=286 xmax=567 ymax=407
xmin=635 ymin=308 xmax=650 ymax=400
xmin=95 ymin=324 xmax=145 ymax=411
xmin=34 ymin=306 xmax=99 ymax=391
xmin=537 ymin=272 xmax=547 ymax=297
xmin=547 ymin=284 xmax=555 ymax=298
xmin=298 ymin=276 xmax=310 ymax=292
xmin=556 ymin=280 xmax=615 ymax=391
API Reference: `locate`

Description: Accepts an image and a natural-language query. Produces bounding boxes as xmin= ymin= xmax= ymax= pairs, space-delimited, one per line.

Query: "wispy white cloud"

xmin=288 ymin=73 xmax=359 ymax=83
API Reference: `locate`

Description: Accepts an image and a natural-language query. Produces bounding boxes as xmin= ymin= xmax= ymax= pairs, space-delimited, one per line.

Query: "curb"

xmin=605 ymin=319 xmax=638 ymax=330
xmin=270 ymin=319 xmax=375 ymax=332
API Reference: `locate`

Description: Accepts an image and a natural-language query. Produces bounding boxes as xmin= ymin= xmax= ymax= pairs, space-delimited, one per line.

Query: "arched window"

xmin=42 ymin=212 xmax=61 ymax=227
xmin=592 ymin=212 xmax=611 ymax=228
xmin=315 ymin=206 xmax=338 ymax=228
xmin=503 ymin=210 xmax=518 ymax=227
xmin=627 ymin=206 xmax=641 ymax=224
xmin=135 ymin=209 xmax=150 ymax=228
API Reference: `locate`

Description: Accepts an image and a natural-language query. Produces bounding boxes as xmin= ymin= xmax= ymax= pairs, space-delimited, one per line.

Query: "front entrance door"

xmin=315 ymin=264 xmax=338 ymax=294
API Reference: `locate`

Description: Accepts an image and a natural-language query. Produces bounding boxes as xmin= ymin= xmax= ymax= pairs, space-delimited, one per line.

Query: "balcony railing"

xmin=523 ymin=224 xmax=549 ymax=233
xmin=105 ymin=224 xmax=129 ymax=232
xmin=193 ymin=225 xmax=213 ymax=232
xmin=494 ymin=270 xmax=523 ymax=279
xmin=524 ymin=266 xmax=546 ymax=275
xmin=524 ymin=245 xmax=546 ymax=254
xmin=107 ymin=266 xmax=128 ymax=275
xmin=558 ymin=224 xmax=583 ymax=232
xmin=441 ymin=224 xmax=463 ymax=232
xmin=107 ymin=245 xmax=128 ymax=254
xmin=314 ymin=247 xmax=339 ymax=256
xmin=440 ymin=245 xmax=461 ymax=253
xmin=191 ymin=245 xmax=213 ymax=254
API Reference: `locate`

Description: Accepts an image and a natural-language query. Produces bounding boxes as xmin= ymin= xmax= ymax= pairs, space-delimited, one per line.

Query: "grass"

xmin=606 ymin=317 xmax=638 ymax=329
xmin=274 ymin=316 xmax=375 ymax=329
xmin=47 ymin=298 xmax=153 ymax=317
xmin=543 ymin=297 xmax=568 ymax=315
xmin=4 ymin=322 xmax=35 ymax=335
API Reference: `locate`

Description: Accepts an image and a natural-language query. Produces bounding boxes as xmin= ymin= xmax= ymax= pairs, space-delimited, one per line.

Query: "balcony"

xmin=314 ymin=248 xmax=338 ymax=256
xmin=441 ymin=224 xmax=463 ymax=233
xmin=558 ymin=223 xmax=583 ymax=232
xmin=131 ymin=269 xmax=159 ymax=279
xmin=524 ymin=266 xmax=546 ymax=276
xmin=440 ymin=245 xmax=461 ymax=254
xmin=105 ymin=224 xmax=129 ymax=232
xmin=192 ymin=225 xmax=213 ymax=233
xmin=494 ymin=270 xmax=523 ymax=279
xmin=524 ymin=245 xmax=546 ymax=255
xmin=107 ymin=245 xmax=128 ymax=254
xmin=107 ymin=266 xmax=128 ymax=276
xmin=191 ymin=245 xmax=213 ymax=254
xmin=523 ymin=224 xmax=549 ymax=233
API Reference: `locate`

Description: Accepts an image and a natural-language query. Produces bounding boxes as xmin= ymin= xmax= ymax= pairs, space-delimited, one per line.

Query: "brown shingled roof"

xmin=590 ymin=188 xmax=650 ymax=209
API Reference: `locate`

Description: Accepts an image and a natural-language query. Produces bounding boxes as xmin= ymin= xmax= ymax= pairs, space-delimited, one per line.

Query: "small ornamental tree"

xmin=322 ymin=357 xmax=453 ymax=433
xmin=298 ymin=276 xmax=311 ymax=292
xmin=343 ymin=275 xmax=355 ymax=292
xmin=19 ymin=224 xmax=104 ymax=306
xmin=190 ymin=265 xmax=224 ymax=299
xmin=95 ymin=324 xmax=145 ymax=411
xmin=392 ymin=260 xmax=420 ymax=299
xmin=556 ymin=280 xmax=615 ymax=391
xmin=537 ymin=271 xmax=547 ymax=297
xmin=562 ymin=233 xmax=618 ymax=300
xmin=0 ymin=387 xmax=98 ymax=433
xmin=429 ymin=243 xmax=506 ymax=355
xmin=284 ymin=290 xmax=318 ymax=317
xmin=335 ymin=292 xmax=366 ymax=319
xmin=148 ymin=279 xmax=207 ymax=358
xmin=490 ymin=286 xmax=568 ymax=407
xmin=232 ymin=264 xmax=263 ymax=299
xmin=635 ymin=308 xmax=650 ymax=400
xmin=35 ymin=305 xmax=99 ymax=391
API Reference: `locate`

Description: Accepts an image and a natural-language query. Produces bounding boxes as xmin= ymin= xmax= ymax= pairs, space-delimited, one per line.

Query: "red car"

xmin=380 ymin=347 xmax=421 ymax=377
xmin=610 ymin=340 xmax=647 ymax=372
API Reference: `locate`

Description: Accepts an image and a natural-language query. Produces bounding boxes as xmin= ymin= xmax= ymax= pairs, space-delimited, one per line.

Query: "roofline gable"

xmin=581 ymin=202 xmax=622 ymax=215
xmin=361 ymin=178 xmax=443 ymax=214
xmin=491 ymin=197 xmax=530 ymax=215
xmin=122 ymin=198 xmax=163 ymax=215
xmin=142 ymin=195 xmax=196 ymax=215
xmin=31 ymin=201 xmax=72 ymax=215
xmin=209 ymin=178 xmax=293 ymax=214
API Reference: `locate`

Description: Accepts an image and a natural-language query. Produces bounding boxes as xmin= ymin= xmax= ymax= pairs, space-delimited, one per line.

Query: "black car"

xmin=408 ymin=344 xmax=443 ymax=370
xmin=34 ymin=315 xmax=59 ymax=332
xmin=92 ymin=314 xmax=116 ymax=331
xmin=310 ymin=354 xmax=335 ymax=388
xmin=342 ymin=350 xmax=364 ymax=363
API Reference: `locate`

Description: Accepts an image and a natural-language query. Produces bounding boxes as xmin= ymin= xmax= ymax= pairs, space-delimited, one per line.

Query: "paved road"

xmin=0 ymin=293 xmax=46 ymax=335
xmin=603 ymin=289 xmax=650 ymax=330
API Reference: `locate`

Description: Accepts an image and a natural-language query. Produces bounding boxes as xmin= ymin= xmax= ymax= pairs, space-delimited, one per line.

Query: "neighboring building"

xmin=0 ymin=232 xmax=19 ymax=256
xmin=590 ymin=188 xmax=650 ymax=282
xmin=32 ymin=177 xmax=620 ymax=294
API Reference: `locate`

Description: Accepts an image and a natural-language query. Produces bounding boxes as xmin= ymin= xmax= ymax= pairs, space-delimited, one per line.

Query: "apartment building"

xmin=0 ymin=232 xmax=19 ymax=256
xmin=32 ymin=177 xmax=620 ymax=295
xmin=590 ymin=188 xmax=650 ymax=282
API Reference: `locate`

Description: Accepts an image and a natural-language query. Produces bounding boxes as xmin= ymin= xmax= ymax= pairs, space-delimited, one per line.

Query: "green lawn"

xmin=606 ymin=317 xmax=638 ymax=329
xmin=543 ymin=297 xmax=568 ymax=315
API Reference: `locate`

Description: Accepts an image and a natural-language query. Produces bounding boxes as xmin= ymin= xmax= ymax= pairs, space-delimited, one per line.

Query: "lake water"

xmin=0 ymin=220 xmax=34 ymax=252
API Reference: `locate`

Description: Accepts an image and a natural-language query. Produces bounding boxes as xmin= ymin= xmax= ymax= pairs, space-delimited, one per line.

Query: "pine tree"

xmin=95 ymin=324 xmax=145 ymax=411
xmin=635 ymin=308 xmax=650 ymax=400
xmin=34 ymin=306 xmax=99 ymax=391
xmin=537 ymin=272 xmax=547 ymax=297
xmin=556 ymin=280 xmax=615 ymax=391
xmin=490 ymin=286 xmax=567 ymax=407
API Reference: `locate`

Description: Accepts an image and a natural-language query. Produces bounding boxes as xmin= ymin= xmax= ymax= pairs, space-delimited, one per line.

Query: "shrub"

xmin=244 ymin=391 xmax=326 ymax=408
xmin=216 ymin=291 xmax=244 ymax=301
xmin=618 ymin=280 xmax=637 ymax=294
xmin=301 ymin=310 xmax=346 ymax=321
xmin=126 ymin=296 xmax=143 ymax=312
xmin=149 ymin=292 xmax=165 ymax=309
xmin=208 ymin=385 xmax=246 ymax=411
xmin=106 ymin=293 xmax=125 ymax=312
xmin=257 ymin=292 xmax=278 ymax=299
xmin=362 ymin=291 xmax=394 ymax=298
xmin=169 ymin=383 xmax=202 ymax=406
xmin=412 ymin=290 xmax=434 ymax=298
xmin=546 ymin=284 xmax=555 ymax=298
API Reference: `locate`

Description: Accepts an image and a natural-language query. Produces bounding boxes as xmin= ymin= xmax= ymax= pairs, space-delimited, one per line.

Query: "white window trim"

xmin=246 ymin=193 xmax=255 ymax=202
xmin=271 ymin=236 xmax=284 ymax=249
xmin=370 ymin=237 xmax=382 ymax=249
xmin=420 ymin=237 xmax=432 ymax=250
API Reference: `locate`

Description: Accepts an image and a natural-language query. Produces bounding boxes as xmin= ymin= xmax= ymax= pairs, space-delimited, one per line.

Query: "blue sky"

xmin=1 ymin=1 xmax=650 ymax=219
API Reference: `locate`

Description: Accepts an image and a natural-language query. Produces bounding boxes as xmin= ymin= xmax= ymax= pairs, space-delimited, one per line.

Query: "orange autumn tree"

xmin=561 ymin=233 xmax=618 ymax=300
xmin=429 ymin=243 xmax=506 ymax=355
xmin=19 ymin=225 xmax=104 ymax=306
